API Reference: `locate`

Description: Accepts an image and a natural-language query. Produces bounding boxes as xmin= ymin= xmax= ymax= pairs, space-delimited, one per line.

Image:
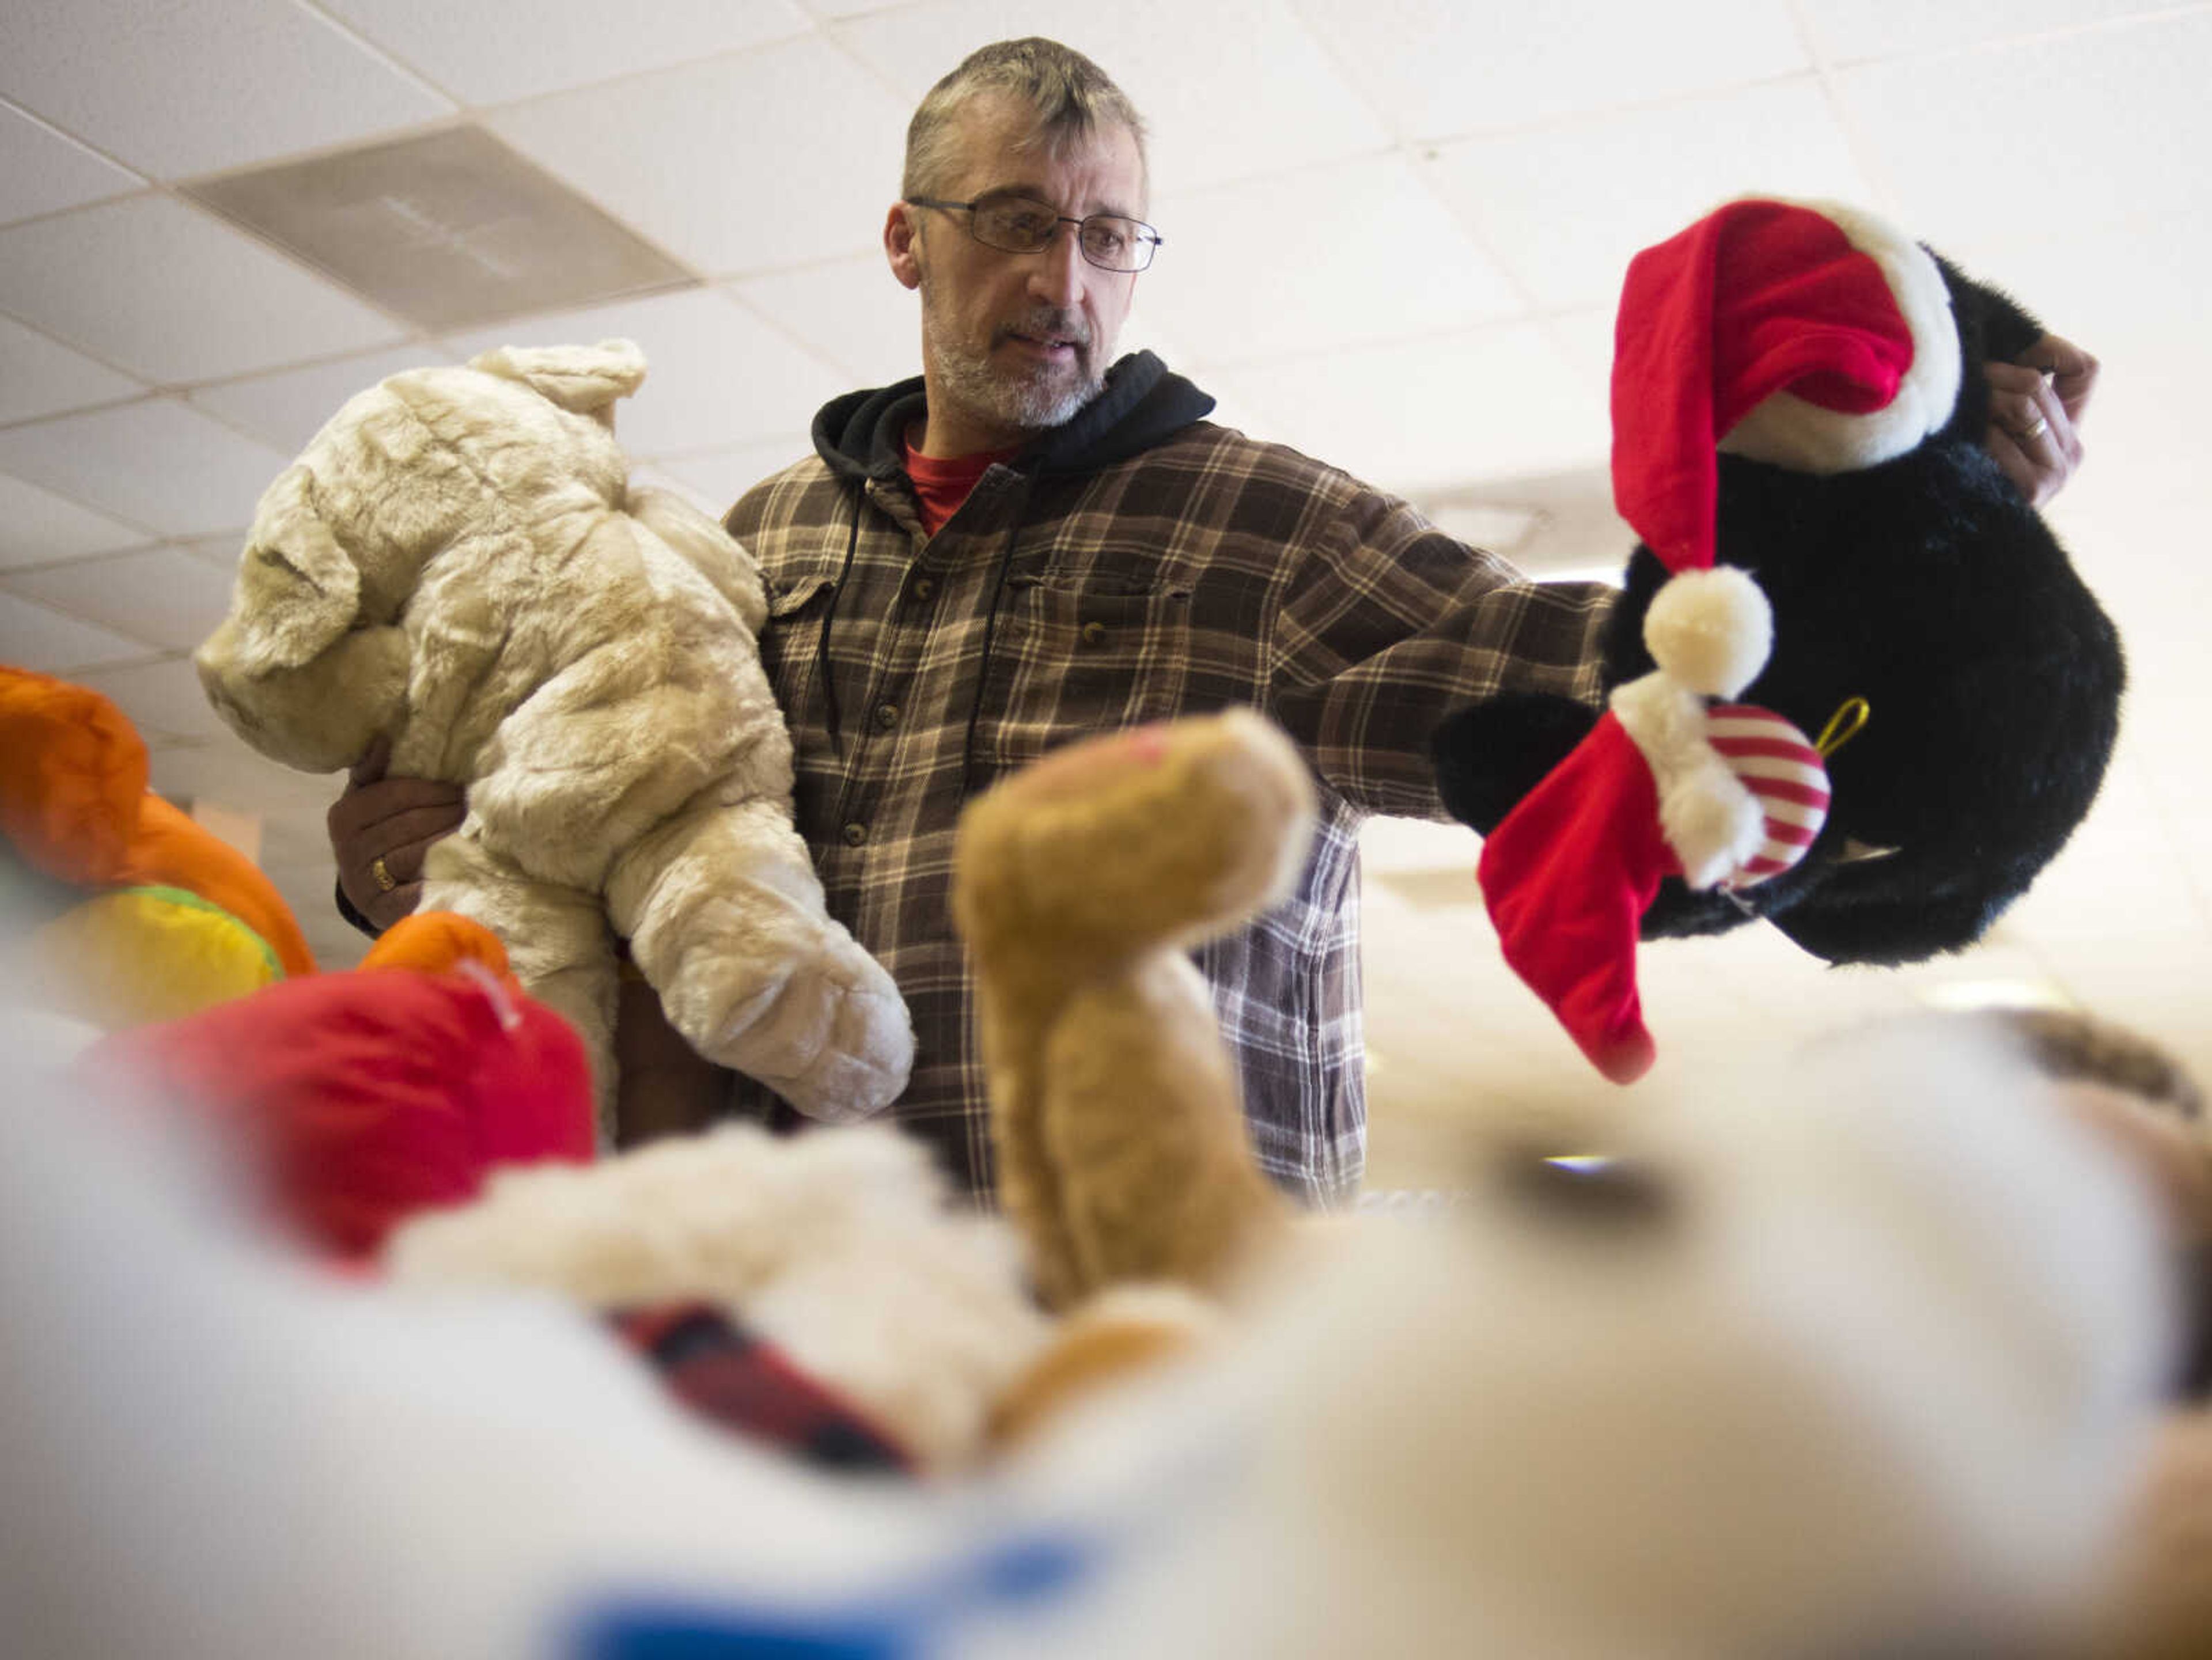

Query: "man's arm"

xmin=1262 ymin=487 xmax=1616 ymax=821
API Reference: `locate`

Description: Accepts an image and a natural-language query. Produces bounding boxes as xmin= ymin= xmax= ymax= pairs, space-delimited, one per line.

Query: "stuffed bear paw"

xmin=677 ymin=939 xmax=914 ymax=1124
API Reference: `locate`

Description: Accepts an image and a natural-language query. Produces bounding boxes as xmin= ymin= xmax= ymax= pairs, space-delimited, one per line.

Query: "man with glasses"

xmin=332 ymin=36 xmax=2097 ymax=1206
xmin=691 ymin=34 xmax=1624 ymax=1208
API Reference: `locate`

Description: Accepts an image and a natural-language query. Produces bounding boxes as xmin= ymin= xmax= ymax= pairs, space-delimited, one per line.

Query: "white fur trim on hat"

xmin=1611 ymin=672 xmax=1767 ymax=890
xmin=1718 ymin=199 xmax=1962 ymax=475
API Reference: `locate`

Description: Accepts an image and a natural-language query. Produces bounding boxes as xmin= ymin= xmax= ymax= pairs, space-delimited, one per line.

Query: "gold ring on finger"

xmin=371 ymin=855 xmax=397 ymax=893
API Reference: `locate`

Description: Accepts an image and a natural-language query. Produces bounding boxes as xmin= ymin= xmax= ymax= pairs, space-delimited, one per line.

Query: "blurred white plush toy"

xmin=1 ymin=994 xmax=2177 ymax=1660
xmin=194 ymin=341 xmax=911 ymax=1125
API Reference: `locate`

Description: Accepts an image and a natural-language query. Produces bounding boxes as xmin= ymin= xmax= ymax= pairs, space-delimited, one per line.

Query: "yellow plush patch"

xmin=35 ymin=886 xmax=281 ymax=1030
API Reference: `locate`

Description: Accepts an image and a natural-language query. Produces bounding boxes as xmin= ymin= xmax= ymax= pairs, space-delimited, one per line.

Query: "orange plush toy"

xmin=1 ymin=664 xmax=315 ymax=1027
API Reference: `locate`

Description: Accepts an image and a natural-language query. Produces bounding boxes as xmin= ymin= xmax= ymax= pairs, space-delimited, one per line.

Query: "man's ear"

xmin=885 ymin=202 xmax=923 ymax=291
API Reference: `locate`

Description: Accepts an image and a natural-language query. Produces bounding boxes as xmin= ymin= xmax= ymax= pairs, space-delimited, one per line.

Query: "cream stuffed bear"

xmin=952 ymin=709 xmax=1310 ymax=1312
xmin=195 ymin=342 xmax=911 ymax=1126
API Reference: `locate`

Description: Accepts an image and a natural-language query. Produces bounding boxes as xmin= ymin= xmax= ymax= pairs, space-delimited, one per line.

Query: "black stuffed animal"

xmin=1432 ymin=198 xmax=2122 ymax=1082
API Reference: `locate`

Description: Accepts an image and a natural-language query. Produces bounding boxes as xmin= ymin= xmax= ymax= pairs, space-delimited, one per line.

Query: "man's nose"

xmin=1025 ymin=223 xmax=1086 ymax=307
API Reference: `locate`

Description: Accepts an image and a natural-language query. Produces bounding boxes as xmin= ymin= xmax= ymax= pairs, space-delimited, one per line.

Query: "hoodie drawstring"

xmin=958 ymin=473 xmax=1037 ymax=801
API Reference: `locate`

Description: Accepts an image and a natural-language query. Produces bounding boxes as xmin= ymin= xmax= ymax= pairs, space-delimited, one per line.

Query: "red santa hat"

xmin=82 ymin=914 xmax=595 ymax=1262
xmin=1478 ymin=197 xmax=1960 ymax=1083
xmin=1612 ymin=196 xmax=1961 ymax=580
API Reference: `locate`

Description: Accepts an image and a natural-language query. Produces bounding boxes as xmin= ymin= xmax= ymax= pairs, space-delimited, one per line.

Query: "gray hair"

xmin=902 ymin=37 xmax=1149 ymax=204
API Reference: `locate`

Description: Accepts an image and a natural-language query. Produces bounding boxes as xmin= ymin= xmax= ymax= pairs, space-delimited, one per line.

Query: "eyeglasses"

xmin=904 ymin=194 xmax=1162 ymax=274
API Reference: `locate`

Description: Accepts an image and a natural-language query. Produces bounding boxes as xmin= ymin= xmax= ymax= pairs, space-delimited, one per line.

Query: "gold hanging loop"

xmin=1814 ymin=697 xmax=1870 ymax=759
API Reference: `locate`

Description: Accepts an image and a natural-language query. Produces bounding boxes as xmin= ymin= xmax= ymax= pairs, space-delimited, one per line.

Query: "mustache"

xmin=996 ymin=310 xmax=1092 ymax=350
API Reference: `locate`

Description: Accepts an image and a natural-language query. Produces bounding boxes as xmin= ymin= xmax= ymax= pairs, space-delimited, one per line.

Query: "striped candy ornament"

xmin=1705 ymin=703 xmax=1830 ymax=888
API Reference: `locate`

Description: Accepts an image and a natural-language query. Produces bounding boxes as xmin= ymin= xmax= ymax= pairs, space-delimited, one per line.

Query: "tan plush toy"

xmin=195 ymin=342 xmax=911 ymax=1127
xmin=952 ymin=709 xmax=1312 ymax=1312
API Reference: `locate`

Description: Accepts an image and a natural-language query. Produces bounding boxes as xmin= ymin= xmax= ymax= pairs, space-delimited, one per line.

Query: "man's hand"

xmin=328 ymin=736 xmax=466 ymax=933
xmin=1985 ymin=332 xmax=2098 ymax=507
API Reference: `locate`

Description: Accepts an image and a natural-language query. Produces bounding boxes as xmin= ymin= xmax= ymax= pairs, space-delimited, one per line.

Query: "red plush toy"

xmin=84 ymin=912 xmax=595 ymax=1263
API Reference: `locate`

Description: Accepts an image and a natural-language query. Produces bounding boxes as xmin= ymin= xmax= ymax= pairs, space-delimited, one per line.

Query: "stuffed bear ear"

xmin=202 ymin=464 xmax=362 ymax=676
xmin=466 ymin=339 xmax=647 ymax=422
xmin=1431 ymin=693 xmax=1601 ymax=835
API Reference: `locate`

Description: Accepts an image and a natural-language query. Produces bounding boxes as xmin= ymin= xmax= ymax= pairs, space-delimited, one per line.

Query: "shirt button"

xmin=873 ymin=702 xmax=900 ymax=730
xmin=912 ymin=576 xmax=935 ymax=600
xmin=841 ymin=822 xmax=868 ymax=847
xmin=1081 ymin=620 xmax=1108 ymax=647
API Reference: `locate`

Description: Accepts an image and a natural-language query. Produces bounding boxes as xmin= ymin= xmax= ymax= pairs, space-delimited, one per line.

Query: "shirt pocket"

xmin=974 ymin=571 xmax=1192 ymax=772
xmin=759 ymin=567 xmax=840 ymax=719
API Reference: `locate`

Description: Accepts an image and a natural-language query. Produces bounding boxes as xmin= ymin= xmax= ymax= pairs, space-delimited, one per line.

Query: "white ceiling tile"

xmin=0 ymin=101 xmax=143 ymax=226
xmin=1541 ymin=306 xmax=1620 ymax=395
xmin=1831 ymin=12 xmax=2212 ymax=260
xmin=1426 ymin=79 xmax=1877 ymax=314
xmin=1359 ymin=813 xmax=1482 ymax=875
xmin=0 ymin=472 xmax=153 ymax=567
xmin=444 ymin=286 xmax=846 ymax=454
xmin=834 ymin=1 xmax=1391 ymax=194
xmin=652 ymin=439 xmax=812 ymax=517
xmin=484 ymin=36 xmax=907 ymax=276
xmin=0 ymin=196 xmax=410 ymax=385
xmin=0 ymin=590 xmax=150 ymax=674
xmin=734 ymin=256 xmax=921 ymax=388
xmin=1225 ymin=323 xmax=1608 ymax=499
xmin=0 ymin=0 xmax=452 ymax=180
xmin=1801 ymin=0 xmax=2176 ymax=62
xmin=2 ymin=546 xmax=236 ymax=654
xmin=0 ymin=314 xmax=146 ymax=425
xmin=1998 ymin=762 xmax=2200 ymax=947
xmin=187 ymin=344 xmax=453 ymax=456
xmin=1173 ymin=362 xmax=1295 ymax=452
xmin=147 ymin=729 xmax=343 ymax=808
xmin=1297 ymin=0 xmax=1809 ymax=141
xmin=258 ymin=808 xmax=342 ymax=870
xmin=73 ymin=654 xmax=236 ymax=746
xmin=0 ymin=400 xmax=292 ymax=538
xmin=1146 ymin=154 xmax=1522 ymax=370
xmin=261 ymin=855 xmax=342 ymax=909
xmin=323 ymin=0 xmax=812 ymax=105
xmin=302 ymin=920 xmax=371 ymax=972
xmin=179 ymin=529 xmax=255 ymax=570
xmin=627 ymin=463 xmax=729 ymax=520
xmin=1115 ymin=309 xmax=1190 ymax=376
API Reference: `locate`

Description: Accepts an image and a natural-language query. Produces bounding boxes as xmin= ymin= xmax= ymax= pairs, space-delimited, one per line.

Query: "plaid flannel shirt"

xmin=725 ymin=355 xmax=1612 ymax=1206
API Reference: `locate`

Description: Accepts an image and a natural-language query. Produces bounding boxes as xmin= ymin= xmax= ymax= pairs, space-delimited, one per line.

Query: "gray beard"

xmin=936 ymin=346 xmax=1100 ymax=434
xmin=925 ymin=297 xmax=1106 ymax=437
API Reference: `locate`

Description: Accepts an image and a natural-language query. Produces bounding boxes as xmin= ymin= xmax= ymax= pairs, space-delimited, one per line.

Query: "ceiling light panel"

xmin=187 ymin=125 xmax=697 ymax=332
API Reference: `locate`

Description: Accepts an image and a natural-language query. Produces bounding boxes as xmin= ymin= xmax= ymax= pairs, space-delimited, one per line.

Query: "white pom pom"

xmin=1643 ymin=567 xmax=1772 ymax=699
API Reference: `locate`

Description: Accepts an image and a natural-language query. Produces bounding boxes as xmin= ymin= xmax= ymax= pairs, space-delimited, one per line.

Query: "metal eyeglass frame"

xmin=903 ymin=194 xmax=1163 ymax=273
